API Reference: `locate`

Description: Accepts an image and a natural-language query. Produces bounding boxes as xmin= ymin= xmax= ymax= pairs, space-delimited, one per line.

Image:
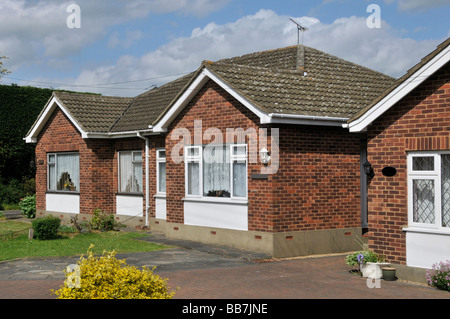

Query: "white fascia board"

xmin=84 ymin=129 xmax=156 ymax=139
xmin=348 ymin=45 xmax=450 ymax=133
xmin=152 ymin=68 xmax=272 ymax=132
xmin=203 ymin=68 xmax=271 ymax=123
xmin=152 ymin=71 xmax=210 ymax=133
xmin=265 ymin=113 xmax=348 ymax=127
xmin=24 ymin=96 xmax=88 ymax=143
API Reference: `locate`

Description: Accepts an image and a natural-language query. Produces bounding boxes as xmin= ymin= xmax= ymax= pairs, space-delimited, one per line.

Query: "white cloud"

xmin=64 ymin=9 xmax=442 ymax=97
xmin=0 ymin=0 xmax=231 ymax=71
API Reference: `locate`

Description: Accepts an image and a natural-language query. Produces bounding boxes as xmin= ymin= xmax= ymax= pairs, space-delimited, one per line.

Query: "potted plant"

xmin=346 ymin=248 xmax=389 ymax=279
xmin=360 ymin=251 xmax=389 ymax=279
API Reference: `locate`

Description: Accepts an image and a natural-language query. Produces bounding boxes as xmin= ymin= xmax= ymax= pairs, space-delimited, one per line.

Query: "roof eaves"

xmin=347 ymin=37 xmax=450 ymax=131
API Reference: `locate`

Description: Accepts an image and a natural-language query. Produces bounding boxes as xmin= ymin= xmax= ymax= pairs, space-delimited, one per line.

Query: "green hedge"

xmin=32 ymin=216 xmax=61 ymax=240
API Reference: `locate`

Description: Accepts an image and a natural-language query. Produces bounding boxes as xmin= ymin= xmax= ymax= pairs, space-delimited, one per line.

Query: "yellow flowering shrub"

xmin=53 ymin=245 xmax=175 ymax=299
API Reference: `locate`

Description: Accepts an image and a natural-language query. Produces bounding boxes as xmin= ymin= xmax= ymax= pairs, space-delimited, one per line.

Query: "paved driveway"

xmin=0 ymin=232 xmax=448 ymax=300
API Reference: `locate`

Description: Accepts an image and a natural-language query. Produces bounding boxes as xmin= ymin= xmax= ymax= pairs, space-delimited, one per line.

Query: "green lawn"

xmin=0 ymin=220 xmax=31 ymax=234
xmin=0 ymin=223 xmax=167 ymax=261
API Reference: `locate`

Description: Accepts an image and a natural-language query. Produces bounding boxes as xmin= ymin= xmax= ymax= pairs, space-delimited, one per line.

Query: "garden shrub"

xmin=89 ymin=208 xmax=117 ymax=231
xmin=426 ymin=260 xmax=450 ymax=291
xmin=32 ymin=215 xmax=61 ymax=240
xmin=19 ymin=194 xmax=36 ymax=218
xmin=0 ymin=178 xmax=26 ymax=205
xmin=53 ymin=245 xmax=175 ymax=299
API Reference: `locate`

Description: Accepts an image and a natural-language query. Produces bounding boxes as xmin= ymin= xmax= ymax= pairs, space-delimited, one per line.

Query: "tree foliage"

xmin=0 ymin=84 xmax=54 ymax=183
xmin=0 ymin=55 xmax=10 ymax=79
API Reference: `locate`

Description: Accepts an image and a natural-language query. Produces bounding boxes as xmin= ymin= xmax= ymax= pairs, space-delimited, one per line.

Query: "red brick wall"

xmin=165 ymin=80 xmax=362 ymax=233
xmin=36 ymin=108 xmax=84 ymax=211
xmin=274 ymin=125 xmax=361 ymax=232
xmin=165 ymin=80 xmax=266 ymax=227
xmin=36 ymin=108 xmax=117 ymax=215
xmin=36 ymin=106 xmax=165 ymax=220
xmin=367 ymin=63 xmax=450 ymax=264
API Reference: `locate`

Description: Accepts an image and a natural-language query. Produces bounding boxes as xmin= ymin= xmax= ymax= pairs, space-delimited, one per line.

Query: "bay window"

xmin=408 ymin=152 xmax=450 ymax=230
xmin=185 ymin=144 xmax=247 ymax=199
xmin=118 ymin=151 xmax=143 ymax=193
xmin=47 ymin=152 xmax=79 ymax=192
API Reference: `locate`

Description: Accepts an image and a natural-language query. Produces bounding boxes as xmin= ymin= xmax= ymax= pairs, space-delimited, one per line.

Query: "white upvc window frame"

xmin=156 ymin=148 xmax=166 ymax=195
xmin=47 ymin=152 xmax=80 ymax=192
xmin=184 ymin=144 xmax=248 ymax=200
xmin=185 ymin=145 xmax=202 ymax=197
xmin=407 ymin=152 xmax=450 ymax=233
xmin=230 ymin=144 xmax=248 ymax=200
xmin=118 ymin=150 xmax=143 ymax=194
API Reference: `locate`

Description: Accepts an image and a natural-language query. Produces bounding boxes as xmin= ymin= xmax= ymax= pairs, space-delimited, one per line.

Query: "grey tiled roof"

xmin=206 ymin=46 xmax=396 ymax=118
xmin=44 ymin=45 xmax=398 ymax=134
xmin=53 ymin=91 xmax=133 ymax=133
xmin=109 ymin=72 xmax=195 ymax=132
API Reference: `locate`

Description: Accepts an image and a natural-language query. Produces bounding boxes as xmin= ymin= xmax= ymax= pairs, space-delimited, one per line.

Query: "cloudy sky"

xmin=0 ymin=0 xmax=449 ymax=97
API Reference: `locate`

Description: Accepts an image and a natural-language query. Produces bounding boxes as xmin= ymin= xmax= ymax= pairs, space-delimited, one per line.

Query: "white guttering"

xmin=265 ymin=113 xmax=349 ymax=127
xmin=137 ymin=132 xmax=150 ymax=227
xmin=84 ymin=129 xmax=156 ymax=139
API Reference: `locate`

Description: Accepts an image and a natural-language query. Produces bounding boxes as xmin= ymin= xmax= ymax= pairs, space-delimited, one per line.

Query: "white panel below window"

xmin=116 ymin=195 xmax=143 ymax=217
xmin=405 ymin=229 xmax=450 ymax=268
xmin=155 ymin=196 xmax=166 ymax=220
xmin=46 ymin=193 xmax=80 ymax=214
xmin=183 ymin=198 xmax=248 ymax=231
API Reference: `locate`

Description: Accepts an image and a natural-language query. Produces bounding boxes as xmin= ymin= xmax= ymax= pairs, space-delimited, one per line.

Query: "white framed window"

xmin=185 ymin=144 xmax=247 ymax=199
xmin=156 ymin=149 xmax=166 ymax=194
xmin=408 ymin=152 xmax=450 ymax=230
xmin=185 ymin=146 xmax=202 ymax=196
xmin=118 ymin=151 xmax=143 ymax=193
xmin=47 ymin=152 xmax=80 ymax=192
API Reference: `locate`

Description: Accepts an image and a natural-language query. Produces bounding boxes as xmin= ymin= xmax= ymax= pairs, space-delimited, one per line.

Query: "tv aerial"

xmin=290 ymin=18 xmax=308 ymax=46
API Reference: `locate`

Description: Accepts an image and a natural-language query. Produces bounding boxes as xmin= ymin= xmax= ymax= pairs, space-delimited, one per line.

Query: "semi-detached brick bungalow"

xmin=25 ymin=39 xmax=450 ymax=274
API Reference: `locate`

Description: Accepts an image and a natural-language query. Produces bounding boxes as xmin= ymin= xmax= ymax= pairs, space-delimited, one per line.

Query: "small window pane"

xmin=233 ymin=161 xmax=246 ymax=197
xmin=187 ymin=162 xmax=200 ymax=195
xmin=412 ymin=156 xmax=434 ymax=171
xmin=133 ymin=161 xmax=142 ymax=192
xmin=413 ymin=179 xmax=435 ymax=224
xmin=188 ymin=147 xmax=199 ymax=157
xmin=133 ymin=152 xmax=142 ymax=162
xmin=158 ymin=162 xmax=166 ymax=193
xmin=233 ymin=145 xmax=246 ymax=156
xmin=48 ymin=164 xmax=56 ymax=190
xmin=158 ymin=150 xmax=166 ymax=160
xmin=441 ymin=154 xmax=450 ymax=227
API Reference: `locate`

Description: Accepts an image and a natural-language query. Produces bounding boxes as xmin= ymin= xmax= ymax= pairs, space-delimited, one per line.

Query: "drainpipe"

xmin=360 ymin=133 xmax=369 ymax=230
xmin=137 ymin=132 xmax=150 ymax=227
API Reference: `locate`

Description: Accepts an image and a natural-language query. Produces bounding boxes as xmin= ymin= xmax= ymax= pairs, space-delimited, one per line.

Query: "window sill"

xmin=182 ymin=197 xmax=248 ymax=205
xmin=46 ymin=190 xmax=80 ymax=195
xmin=403 ymin=226 xmax=450 ymax=236
xmin=154 ymin=194 xmax=166 ymax=199
xmin=115 ymin=192 xmax=143 ymax=197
